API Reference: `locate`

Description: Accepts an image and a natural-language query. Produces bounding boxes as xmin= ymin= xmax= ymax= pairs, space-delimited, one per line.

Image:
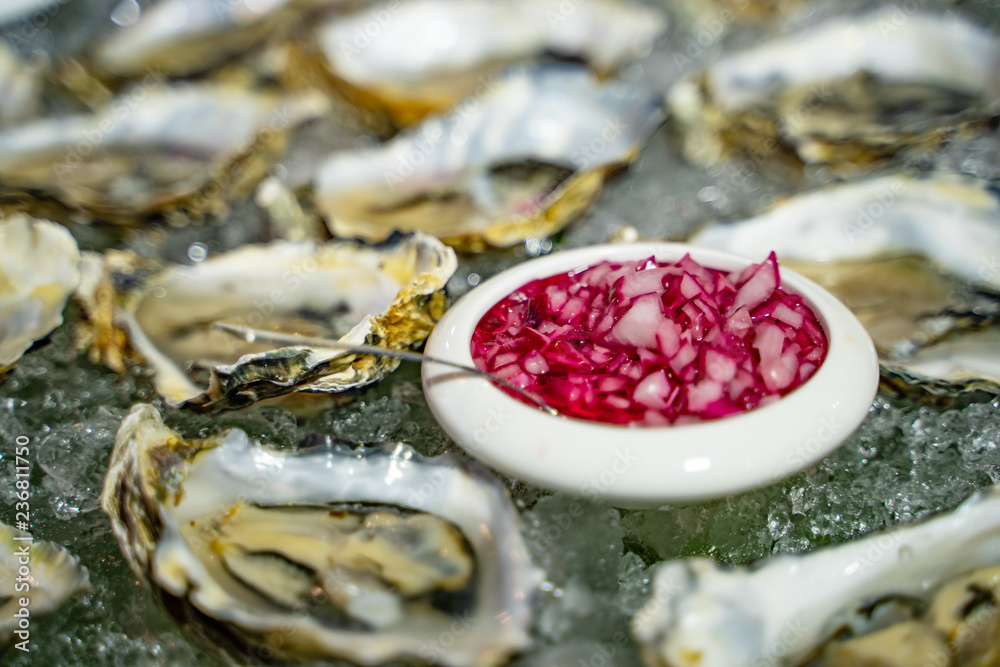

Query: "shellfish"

xmin=76 ymin=232 xmax=456 ymax=410
xmin=315 ymin=65 xmax=664 ymax=251
xmin=102 ymin=403 xmax=541 ymax=666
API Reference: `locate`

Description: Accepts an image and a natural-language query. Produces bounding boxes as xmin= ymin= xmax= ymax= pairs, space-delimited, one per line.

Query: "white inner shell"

xmin=690 ymin=175 xmax=1000 ymax=291
xmin=128 ymin=241 xmax=403 ymax=401
xmin=695 ymin=8 xmax=1000 ymax=111
xmin=151 ymin=429 xmax=539 ymax=667
xmin=632 ymin=486 xmax=1000 ymax=667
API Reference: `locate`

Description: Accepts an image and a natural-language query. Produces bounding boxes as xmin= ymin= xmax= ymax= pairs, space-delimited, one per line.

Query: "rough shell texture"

xmin=0 ymin=83 xmax=326 ymax=219
xmin=101 ymin=404 xmax=541 ymax=666
xmin=632 ymin=485 xmax=1000 ymax=667
xmin=315 ymin=66 xmax=664 ymax=251
xmin=76 ymin=232 xmax=456 ymax=410
xmin=0 ymin=523 xmax=90 ymax=646
xmin=0 ymin=213 xmax=80 ymax=370
xmin=315 ymin=0 xmax=666 ymax=126
xmin=668 ymin=8 xmax=1000 ymax=174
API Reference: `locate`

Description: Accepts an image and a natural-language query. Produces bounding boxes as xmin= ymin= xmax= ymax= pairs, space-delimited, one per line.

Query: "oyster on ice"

xmin=93 ymin=0 xmax=305 ymax=78
xmin=102 ymin=404 xmax=541 ymax=666
xmin=312 ymin=0 xmax=666 ymax=125
xmin=668 ymin=8 xmax=1000 ymax=174
xmin=315 ymin=66 xmax=664 ymax=251
xmin=689 ymin=174 xmax=1000 ymax=394
xmin=1 ymin=523 xmax=90 ymax=647
xmin=76 ymin=232 xmax=456 ymax=410
xmin=0 ymin=213 xmax=80 ymax=372
xmin=0 ymin=82 xmax=326 ymax=219
xmin=0 ymin=44 xmax=42 ymax=127
xmin=632 ymin=485 xmax=1000 ymax=667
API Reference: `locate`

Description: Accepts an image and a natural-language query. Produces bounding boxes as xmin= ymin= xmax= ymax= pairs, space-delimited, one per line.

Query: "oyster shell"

xmin=313 ymin=0 xmax=666 ymax=126
xmin=0 ymin=44 xmax=42 ymax=127
xmin=631 ymin=485 xmax=1000 ymax=667
xmin=668 ymin=8 xmax=1000 ymax=174
xmin=0 ymin=213 xmax=80 ymax=371
xmin=102 ymin=404 xmax=541 ymax=666
xmin=315 ymin=66 xmax=664 ymax=251
xmin=0 ymin=82 xmax=326 ymax=220
xmin=77 ymin=232 xmax=456 ymax=410
xmin=1 ymin=523 xmax=90 ymax=647
xmin=93 ymin=0 xmax=342 ymax=79
xmin=688 ymin=174 xmax=1000 ymax=393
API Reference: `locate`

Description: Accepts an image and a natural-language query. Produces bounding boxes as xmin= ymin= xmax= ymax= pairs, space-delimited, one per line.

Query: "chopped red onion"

xmin=470 ymin=252 xmax=827 ymax=426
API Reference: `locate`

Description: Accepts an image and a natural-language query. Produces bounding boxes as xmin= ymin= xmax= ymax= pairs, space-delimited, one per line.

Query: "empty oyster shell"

xmin=669 ymin=8 xmax=1000 ymax=174
xmin=76 ymin=232 xmax=456 ymax=410
xmin=315 ymin=66 xmax=664 ymax=251
xmin=0 ymin=213 xmax=80 ymax=371
xmin=632 ymin=485 xmax=1000 ymax=667
xmin=313 ymin=0 xmax=665 ymax=125
xmin=689 ymin=174 xmax=1000 ymax=394
xmin=0 ymin=82 xmax=326 ymax=219
xmin=102 ymin=404 xmax=541 ymax=666
xmin=1 ymin=523 xmax=90 ymax=647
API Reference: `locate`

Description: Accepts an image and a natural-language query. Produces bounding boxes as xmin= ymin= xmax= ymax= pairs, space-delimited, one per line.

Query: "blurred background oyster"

xmin=315 ymin=66 xmax=664 ymax=251
xmin=0 ymin=213 xmax=80 ymax=372
xmin=103 ymin=404 xmax=541 ymax=666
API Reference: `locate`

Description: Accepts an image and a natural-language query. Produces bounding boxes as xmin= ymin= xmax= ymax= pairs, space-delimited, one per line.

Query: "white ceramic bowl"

xmin=422 ymin=243 xmax=879 ymax=507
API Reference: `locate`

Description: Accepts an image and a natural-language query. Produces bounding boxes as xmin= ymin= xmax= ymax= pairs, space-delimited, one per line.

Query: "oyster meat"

xmin=313 ymin=0 xmax=666 ymax=125
xmin=668 ymin=8 xmax=1000 ymax=173
xmin=315 ymin=65 xmax=664 ymax=250
xmin=0 ymin=213 xmax=80 ymax=371
xmin=77 ymin=232 xmax=456 ymax=410
xmin=1 ymin=523 xmax=90 ymax=647
xmin=0 ymin=82 xmax=325 ymax=219
xmin=689 ymin=174 xmax=1000 ymax=394
xmin=632 ymin=485 xmax=1000 ymax=667
xmin=102 ymin=404 xmax=541 ymax=666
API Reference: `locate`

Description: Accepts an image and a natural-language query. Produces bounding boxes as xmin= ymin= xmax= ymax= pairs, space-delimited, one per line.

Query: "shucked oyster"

xmin=93 ymin=0 xmax=309 ymax=78
xmin=315 ymin=66 xmax=664 ymax=251
xmin=313 ymin=0 xmax=666 ymax=125
xmin=1 ymin=523 xmax=90 ymax=648
xmin=0 ymin=213 xmax=80 ymax=372
xmin=102 ymin=404 xmax=541 ymax=666
xmin=632 ymin=485 xmax=1000 ymax=667
xmin=0 ymin=82 xmax=325 ymax=220
xmin=669 ymin=8 xmax=1000 ymax=175
xmin=77 ymin=232 xmax=456 ymax=410
xmin=689 ymin=174 xmax=1000 ymax=394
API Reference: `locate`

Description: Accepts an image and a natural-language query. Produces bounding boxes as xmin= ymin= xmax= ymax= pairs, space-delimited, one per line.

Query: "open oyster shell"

xmin=0 ymin=44 xmax=42 ymax=127
xmin=77 ymin=232 xmax=455 ymax=410
xmin=312 ymin=0 xmax=665 ymax=126
xmin=689 ymin=174 xmax=1000 ymax=395
xmin=0 ymin=82 xmax=326 ymax=220
xmin=315 ymin=66 xmax=664 ymax=251
xmin=0 ymin=213 xmax=80 ymax=371
xmin=102 ymin=404 xmax=541 ymax=666
xmin=93 ymin=0 xmax=307 ymax=78
xmin=668 ymin=8 xmax=1000 ymax=174
xmin=1 ymin=523 xmax=90 ymax=647
xmin=632 ymin=485 xmax=1000 ymax=667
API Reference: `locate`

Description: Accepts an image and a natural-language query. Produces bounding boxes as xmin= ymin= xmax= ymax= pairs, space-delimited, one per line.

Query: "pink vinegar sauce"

xmin=470 ymin=253 xmax=828 ymax=426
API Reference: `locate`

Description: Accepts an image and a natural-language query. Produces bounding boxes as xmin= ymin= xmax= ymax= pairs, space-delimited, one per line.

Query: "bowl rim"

xmin=422 ymin=242 xmax=879 ymax=506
